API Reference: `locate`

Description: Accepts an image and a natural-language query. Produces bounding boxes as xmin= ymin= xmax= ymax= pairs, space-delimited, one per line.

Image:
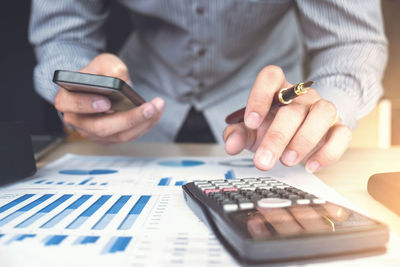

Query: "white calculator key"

xmin=312 ymin=198 xmax=326 ymax=204
xmin=239 ymin=202 xmax=255 ymax=210
xmin=296 ymin=199 xmax=311 ymax=205
xmin=257 ymin=198 xmax=292 ymax=208
xmin=223 ymin=204 xmax=239 ymax=212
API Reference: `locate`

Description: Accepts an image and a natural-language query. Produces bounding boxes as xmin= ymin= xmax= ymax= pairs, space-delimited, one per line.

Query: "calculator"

xmin=182 ymin=177 xmax=389 ymax=264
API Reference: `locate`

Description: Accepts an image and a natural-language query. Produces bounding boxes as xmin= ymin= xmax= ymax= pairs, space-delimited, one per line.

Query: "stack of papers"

xmin=0 ymin=154 xmax=398 ymax=266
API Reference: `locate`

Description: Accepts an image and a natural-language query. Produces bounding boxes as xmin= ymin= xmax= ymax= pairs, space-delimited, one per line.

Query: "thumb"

xmin=80 ymin=53 xmax=131 ymax=83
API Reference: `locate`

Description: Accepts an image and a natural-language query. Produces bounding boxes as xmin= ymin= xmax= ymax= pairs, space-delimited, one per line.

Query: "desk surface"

xmin=39 ymin=141 xmax=400 ymax=236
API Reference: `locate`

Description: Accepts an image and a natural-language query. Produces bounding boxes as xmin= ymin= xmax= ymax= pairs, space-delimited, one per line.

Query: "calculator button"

xmin=257 ymin=198 xmax=292 ymax=208
xmin=195 ymin=181 xmax=210 ymax=186
xmin=258 ymin=186 xmax=273 ymax=190
xmin=296 ymin=199 xmax=311 ymax=205
xmin=198 ymin=183 xmax=215 ymax=188
xmin=266 ymin=193 xmax=280 ymax=198
xmin=239 ymin=187 xmax=256 ymax=191
xmin=230 ymin=194 xmax=243 ymax=201
xmin=241 ymin=178 xmax=258 ymax=181
xmin=213 ymin=182 xmax=231 ymax=186
xmin=230 ymin=181 xmax=246 ymax=185
xmin=312 ymin=198 xmax=326 ymax=204
xmin=222 ymin=187 xmax=238 ymax=192
xmin=274 ymin=185 xmax=289 ymax=189
xmin=304 ymin=194 xmax=316 ymax=199
xmin=209 ymin=179 xmax=226 ymax=183
xmin=258 ymin=177 xmax=273 ymax=181
xmin=223 ymin=203 xmax=239 ymax=212
xmin=288 ymin=194 xmax=300 ymax=201
xmin=239 ymin=202 xmax=255 ymax=210
xmin=249 ymin=195 xmax=263 ymax=202
xmin=204 ymin=188 xmax=220 ymax=195
xmin=200 ymin=186 xmax=217 ymax=191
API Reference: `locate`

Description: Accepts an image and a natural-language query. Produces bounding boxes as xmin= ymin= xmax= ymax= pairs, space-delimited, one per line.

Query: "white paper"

xmin=0 ymin=154 xmax=398 ymax=266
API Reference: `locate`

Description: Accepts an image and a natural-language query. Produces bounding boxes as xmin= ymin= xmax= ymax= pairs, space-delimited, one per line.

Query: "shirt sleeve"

xmin=295 ymin=0 xmax=388 ymax=130
xmin=29 ymin=0 xmax=109 ymax=103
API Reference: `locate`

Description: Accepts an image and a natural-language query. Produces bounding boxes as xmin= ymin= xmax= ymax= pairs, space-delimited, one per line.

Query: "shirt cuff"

xmin=33 ymin=43 xmax=99 ymax=104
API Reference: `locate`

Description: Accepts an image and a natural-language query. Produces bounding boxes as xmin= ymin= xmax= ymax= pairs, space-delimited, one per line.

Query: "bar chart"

xmin=0 ymin=192 xmax=153 ymax=255
xmin=1 ymin=233 xmax=132 ymax=254
xmin=157 ymin=177 xmax=187 ymax=186
xmin=34 ymin=178 xmax=108 ymax=186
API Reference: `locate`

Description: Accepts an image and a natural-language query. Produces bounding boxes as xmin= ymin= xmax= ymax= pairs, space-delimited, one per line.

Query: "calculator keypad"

xmin=195 ymin=177 xmax=325 ymax=212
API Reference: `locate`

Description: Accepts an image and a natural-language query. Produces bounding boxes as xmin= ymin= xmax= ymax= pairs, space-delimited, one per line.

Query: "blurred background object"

xmin=0 ymin=0 xmax=398 ymax=146
xmin=382 ymin=0 xmax=400 ymax=146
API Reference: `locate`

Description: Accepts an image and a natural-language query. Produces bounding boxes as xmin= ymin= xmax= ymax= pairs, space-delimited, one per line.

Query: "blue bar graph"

xmin=225 ymin=169 xmax=235 ymax=179
xmin=16 ymin=194 xmax=73 ymax=228
xmin=67 ymin=195 xmax=112 ymax=229
xmin=0 ymin=194 xmax=54 ymax=227
xmin=16 ymin=234 xmax=36 ymax=241
xmin=56 ymin=182 xmax=64 ymax=185
xmin=41 ymin=195 xmax=92 ymax=228
xmin=6 ymin=234 xmax=36 ymax=245
xmin=102 ymin=236 xmax=132 ymax=254
xmin=92 ymin=195 xmax=131 ymax=230
xmin=118 ymin=195 xmax=151 ymax=230
xmin=100 ymin=182 xmax=108 ymax=186
xmin=158 ymin=178 xmax=171 ymax=186
xmin=44 ymin=235 xmax=67 ymax=246
xmin=34 ymin=180 xmax=45 ymax=184
xmin=89 ymin=182 xmax=97 ymax=186
xmin=0 ymin=234 xmax=4 ymax=239
xmin=67 ymin=182 xmax=74 ymax=185
xmin=174 ymin=181 xmax=186 ymax=186
xmin=74 ymin=235 xmax=100 ymax=245
xmin=45 ymin=181 xmax=53 ymax=184
xmin=78 ymin=177 xmax=93 ymax=185
xmin=0 ymin=194 xmax=35 ymax=213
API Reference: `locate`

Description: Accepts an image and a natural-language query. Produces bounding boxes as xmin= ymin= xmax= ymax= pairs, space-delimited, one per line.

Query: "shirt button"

xmin=198 ymin=48 xmax=207 ymax=57
xmin=196 ymin=6 xmax=205 ymax=15
xmin=186 ymin=70 xmax=194 ymax=77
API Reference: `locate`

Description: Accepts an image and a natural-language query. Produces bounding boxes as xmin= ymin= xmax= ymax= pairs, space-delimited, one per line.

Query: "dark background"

xmin=0 ymin=0 xmax=131 ymax=135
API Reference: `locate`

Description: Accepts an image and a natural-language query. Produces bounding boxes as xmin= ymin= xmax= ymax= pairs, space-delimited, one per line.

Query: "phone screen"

xmin=228 ymin=202 xmax=380 ymax=241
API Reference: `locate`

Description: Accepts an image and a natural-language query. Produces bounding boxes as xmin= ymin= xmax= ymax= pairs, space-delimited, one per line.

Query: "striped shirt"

xmin=29 ymin=0 xmax=387 ymax=143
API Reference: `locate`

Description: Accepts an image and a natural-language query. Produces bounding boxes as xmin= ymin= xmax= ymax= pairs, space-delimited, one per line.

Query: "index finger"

xmin=54 ymin=88 xmax=111 ymax=114
xmin=245 ymin=65 xmax=291 ymax=129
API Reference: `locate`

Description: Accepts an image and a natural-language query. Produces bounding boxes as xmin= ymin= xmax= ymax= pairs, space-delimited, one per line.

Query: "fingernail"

xmin=246 ymin=112 xmax=262 ymax=129
xmin=92 ymin=99 xmax=111 ymax=112
xmin=226 ymin=132 xmax=239 ymax=148
xmin=142 ymin=104 xmax=155 ymax=119
xmin=256 ymin=148 xmax=273 ymax=168
xmin=153 ymin=98 xmax=165 ymax=112
xmin=282 ymin=150 xmax=298 ymax=166
xmin=306 ymin=160 xmax=320 ymax=173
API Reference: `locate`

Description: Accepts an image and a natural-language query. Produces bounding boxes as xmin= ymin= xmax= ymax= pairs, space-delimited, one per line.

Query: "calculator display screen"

xmin=228 ymin=203 xmax=379 ymax=240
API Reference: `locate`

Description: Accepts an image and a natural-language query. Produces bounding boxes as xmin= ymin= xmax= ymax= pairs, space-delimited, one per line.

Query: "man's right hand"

xmin=54 ymin=53 xmax=164 ymax=144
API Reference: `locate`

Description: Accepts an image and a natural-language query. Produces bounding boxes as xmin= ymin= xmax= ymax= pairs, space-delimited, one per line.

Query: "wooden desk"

xmin=39 ymin=141 xmax=400 ymax=236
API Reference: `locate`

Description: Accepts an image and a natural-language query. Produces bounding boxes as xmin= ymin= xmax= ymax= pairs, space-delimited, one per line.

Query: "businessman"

xmin=29 ymin=1 xmax=387 ymax=172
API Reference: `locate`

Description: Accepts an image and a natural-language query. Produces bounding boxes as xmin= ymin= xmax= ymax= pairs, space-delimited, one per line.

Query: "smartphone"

xmin=53 ymin=70 xmax=145 ymax=112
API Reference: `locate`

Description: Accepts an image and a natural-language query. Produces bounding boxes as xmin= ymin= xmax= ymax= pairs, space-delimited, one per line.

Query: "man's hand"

xmin=54 ymin=53 xmax=164 ymax=144
xmin=223 ymin=65 xmax=352 ymax=172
